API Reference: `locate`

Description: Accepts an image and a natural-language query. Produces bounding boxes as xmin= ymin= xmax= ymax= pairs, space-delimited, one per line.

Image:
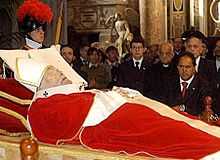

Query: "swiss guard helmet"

xmin=17 ymin=0 xmax=53 ymax=33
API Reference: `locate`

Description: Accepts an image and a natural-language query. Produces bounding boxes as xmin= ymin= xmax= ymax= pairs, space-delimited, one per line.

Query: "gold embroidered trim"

xmin=0 ymin=91 xmax=32 ymax=105
xmin=0 ymin=128 xmax=29 ymax=137
xmin=0 ymin=106 xmax=29 ymax=130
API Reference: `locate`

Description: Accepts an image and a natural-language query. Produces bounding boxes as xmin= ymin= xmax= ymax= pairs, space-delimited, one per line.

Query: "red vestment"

xmin=0 ymin=79 xmax=33 ymax=133
xmin=27 ymin=91 xmax=220 ymax=159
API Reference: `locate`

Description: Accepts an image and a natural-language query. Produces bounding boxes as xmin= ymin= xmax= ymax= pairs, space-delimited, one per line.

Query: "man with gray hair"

xmin=185 ymin=31 xmax=216 ymax=91
xmin=145 ymin=42 xmax=178 ymax=102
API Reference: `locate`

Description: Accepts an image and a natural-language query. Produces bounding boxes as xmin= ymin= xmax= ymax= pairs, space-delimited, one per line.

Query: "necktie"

xmin=135 ymin=61 xmax=139 ymax=69
xmin=181 ymin=82 xmax=188 ymax=98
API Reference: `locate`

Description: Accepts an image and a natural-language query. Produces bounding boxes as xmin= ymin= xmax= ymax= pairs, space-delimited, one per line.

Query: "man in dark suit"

xmin=212 ymin=42 xmax=220 ymax=115
xmin=60 ymin=45 xmax=76 ymax=67
xmin=213 ymin=42 xmax=220 ymax=88
xmin=81 ymin=47 xmax=111 ymax=89
xmin=74 ymin=44 xmax=89 ymax=75
xmin=117 ymin=37 xmax=151 ymax=94
xmin=185 ymin=32 xmax=217 ymax=91
xmin=165 ymin=52 xmax=213 ymax=116
xmin=172 ymin=37 xmax=184 ymax=65
xmin=104 ymin=46 xmax=120 ymax=89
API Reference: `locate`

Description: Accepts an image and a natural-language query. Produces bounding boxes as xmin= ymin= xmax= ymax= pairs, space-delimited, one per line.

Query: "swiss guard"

xmin=0 ymin=0 xmax=53 ymax=135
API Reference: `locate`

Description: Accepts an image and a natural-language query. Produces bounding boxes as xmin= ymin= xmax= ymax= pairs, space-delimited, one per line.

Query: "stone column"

xmin=139 ymin=0 xmax=166 ymax=45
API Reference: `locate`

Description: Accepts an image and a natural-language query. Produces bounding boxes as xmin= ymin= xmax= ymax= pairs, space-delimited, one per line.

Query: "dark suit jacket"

xmin=214 ymin=59 xmax=220 ymax=89
xmin=145 ymin=62 xmax=178 ymax=102
xmin=105 ymin=62 xmax=120 ymax=89
xmin=73 ymin=57 xmax=89 ymax=78
xmin=117 ymin=58 xmax=151 ymax=94
xmin=214 ymin=87 xmax=220 ymax=115
xmin=164 ymin=74 xmax=213 ymax=116
xmin=212 ymin=60 xmax=220 ymax=115
xmin=172 ymin=50 xmax=184 ymax=66
xmin=198 ymin=57 xmax=217 ymax=90
xmin=81 ymin=63 xmax=111 ymax=89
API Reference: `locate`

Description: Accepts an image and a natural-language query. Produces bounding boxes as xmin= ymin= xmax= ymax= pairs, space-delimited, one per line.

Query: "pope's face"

xmin=39 ymin=66 xmax=72 ymax=90
xmin=28 ymin=26 xmax=45 ymax=44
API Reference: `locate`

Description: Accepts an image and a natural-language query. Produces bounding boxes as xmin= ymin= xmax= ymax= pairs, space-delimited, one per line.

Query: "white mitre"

xmin=0 ymin=45 xmax=87 ymax=92
xmin=15 ymin=58 xmax=49 ymax=90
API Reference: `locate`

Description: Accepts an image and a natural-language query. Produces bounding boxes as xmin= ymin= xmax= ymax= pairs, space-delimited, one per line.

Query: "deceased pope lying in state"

xmin=1 ymin=46 xmax=220 ymax=159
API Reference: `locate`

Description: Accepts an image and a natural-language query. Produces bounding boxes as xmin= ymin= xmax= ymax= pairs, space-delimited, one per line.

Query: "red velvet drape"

xmin=81 ymin=103 xmax=220 ymax=159
xmin=28 ymin=92 xmax=95 ymax=144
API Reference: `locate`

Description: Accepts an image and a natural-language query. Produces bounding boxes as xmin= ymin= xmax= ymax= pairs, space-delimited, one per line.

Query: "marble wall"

xmin=67 ymin=0 xmax=129 ymax=45
xmin=139 ymin=0 xmax=166 ymax=45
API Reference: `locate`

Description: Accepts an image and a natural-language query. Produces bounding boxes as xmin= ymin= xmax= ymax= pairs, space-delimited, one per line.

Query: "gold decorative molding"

xmin=210 ymin=0 xmax=220 ymax=23
xmin=0 ymin=106 xmax=29 ymax=131
xmin=0 ymin=91 xmax=31 ymax=105
xmin=173 ymin=0 xmax=183 ymax=11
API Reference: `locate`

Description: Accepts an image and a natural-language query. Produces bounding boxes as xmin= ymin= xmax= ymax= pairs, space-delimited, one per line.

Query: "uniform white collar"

xmin=25 ymin=38 xmax=42 ymax=49
xmin=162 ymin=64 xmax=169 ymax=68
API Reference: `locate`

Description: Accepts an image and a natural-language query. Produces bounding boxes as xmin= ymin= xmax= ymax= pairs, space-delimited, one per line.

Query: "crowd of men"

xmin=0 ymin=29 xmax=220 ymax=118
xmin=59 ymin=34 xmax=220 ymax=117
xmin=0 ymin=0 xmax=219 ymax=119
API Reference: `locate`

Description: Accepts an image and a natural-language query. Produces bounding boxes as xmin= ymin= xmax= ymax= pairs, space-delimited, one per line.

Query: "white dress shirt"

xmin=179 ymin=75 xmax=194 ymax=91
xmin=216 ymin=59 xmax=220 ymax=71
xmin=133 ymin=57 xmax=143 ymax=69
xmin=195 ymin=56 xmax=201 ymax=72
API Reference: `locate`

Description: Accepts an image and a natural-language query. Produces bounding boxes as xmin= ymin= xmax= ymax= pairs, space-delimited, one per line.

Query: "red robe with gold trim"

xmin=0 ymin=79 xmax=33 ymax=133
xmin=27 ymin=90 xmax=220 ymax=159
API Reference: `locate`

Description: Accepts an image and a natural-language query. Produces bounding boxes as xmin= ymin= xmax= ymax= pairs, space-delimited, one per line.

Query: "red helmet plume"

xmin=17 ymin=0 xmax=53 ymax=24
